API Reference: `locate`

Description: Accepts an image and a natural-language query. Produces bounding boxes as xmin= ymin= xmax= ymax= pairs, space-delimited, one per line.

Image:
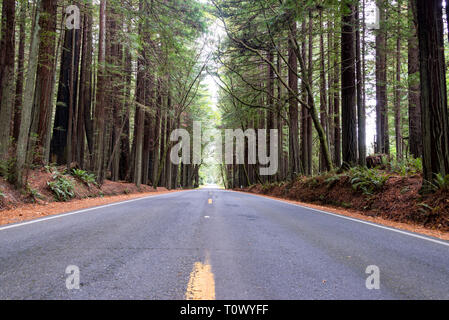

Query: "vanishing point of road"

xmin=1 ymin=188 xmax=449 ymax=299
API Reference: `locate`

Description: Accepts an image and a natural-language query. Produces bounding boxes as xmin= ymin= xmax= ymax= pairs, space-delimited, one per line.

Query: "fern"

xmin=349 ymin=167 xmax=390 ymax=195
xmin=389 ymin=157 xmax=422 ymax=176
xmin=431 ymin=173 xmax=449 ymax=191
xmin=47 ymin=173 xmax=75 ymax=201
xmin=324 ymin=174 xmax=341 ymax=188
xmin=25 ymin=184 xmax=43 ymax=201
xmin=71 ymin=168 xmax=97 ymax=187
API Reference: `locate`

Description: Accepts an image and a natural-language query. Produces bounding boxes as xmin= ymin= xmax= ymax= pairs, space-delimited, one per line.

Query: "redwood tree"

xmin=408 ymin=0 xmax=422 ymax=158
xmin=375 ymin=0 xmax=389 ymax=155
xmin=415 ymin=0 xmax=449 ymax=189
xmin=341 ymin=0 xmax=357 ymax=167
xmin=0 ymin=0 xmax=16 ymax=158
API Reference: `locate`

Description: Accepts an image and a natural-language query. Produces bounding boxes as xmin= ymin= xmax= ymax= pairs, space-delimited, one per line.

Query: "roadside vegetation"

xmin=241 ymin=158 xmax=449 ymax=231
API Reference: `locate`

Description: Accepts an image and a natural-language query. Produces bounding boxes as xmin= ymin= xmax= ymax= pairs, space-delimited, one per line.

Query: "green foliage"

xmin=44 ymin=165 xmax=54 ymax=173
xmin=0 ymin=160 xmax=8 ymax=177
xmin=324 ymin=174 xmax=342 ymax=188
xmin=71 ymin=168 xmax=97 ymax=187
xmin=25 ymin=184 xmax=43 ymax=202
xmin=304 ymin=177 xmax=320 ymax=188
xmin=47 ymin=173 xmax=75 ymax=201
xmin=349 ymin=167 xmax=390 ymax=195
xmin=389 ymin=157 xmax=422 ymax=176
xmin=430 ymin=173 xmax=449 ymax=191
xmin=0 ymin=158 xmax=16 ymax=183
xmin=341 ymin=202 xmax=352 ymax=209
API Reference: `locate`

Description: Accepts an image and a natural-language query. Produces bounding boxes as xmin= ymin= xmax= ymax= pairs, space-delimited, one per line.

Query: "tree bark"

xmin=341 ymin=0 xmax=358 ymax=167
xmin=14 ymin=2 xmax=41 ymax=187
xmin=288 ymin=19 xmax=301 ymax=178
xmin=394 ymin=0 xmax=403 ymax=161
xmin=408 ymin=0 xmax=422 ymax=158
xmin=356 ymin=3 xmax=366 ymax=166
xmin=415 ymin=0 xmax=449 ymax=189
xmin=375 ymin=0 xmax=389 ymax=155
xmin=0 ymin=0 xmax=16 ymax=158
xmin=35 ymin=0 xmax=58 ymax=163
xmin=13 ymin=2 xmax=26 ymax=142
xmin=50 ymin=23 xmax=81 ymax=165
xmin=94 ymin=0 xmax=106 ymax=183
xmin=319 ymin=9 xmax=328 ymax=172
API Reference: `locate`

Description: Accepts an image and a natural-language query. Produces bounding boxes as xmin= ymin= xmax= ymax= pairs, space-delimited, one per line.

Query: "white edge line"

xmin=0 ymin=190 xmax=194 ymax=232
xmin=224 ymin=189 xmax=449 ymax=248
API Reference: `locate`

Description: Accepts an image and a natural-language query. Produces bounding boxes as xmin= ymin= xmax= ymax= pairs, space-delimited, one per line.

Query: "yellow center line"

xmin=185 ymin=258 xmax=215 ymax=300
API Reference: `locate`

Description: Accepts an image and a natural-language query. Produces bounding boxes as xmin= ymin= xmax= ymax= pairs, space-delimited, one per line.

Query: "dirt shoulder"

xmin=0 ymin=189 xmax=181 ymax=226
xmin=0 ymin=167 xmax=183 ymax=226
xmin=235 ymin=174 xmax=449 ymax=241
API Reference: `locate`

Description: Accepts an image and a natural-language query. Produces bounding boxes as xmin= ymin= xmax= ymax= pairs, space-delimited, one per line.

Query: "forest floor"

xmin=235 ymin=172 xmax=449 ymax=239
xmin=0 ymin=166 xmax=180 ymax=226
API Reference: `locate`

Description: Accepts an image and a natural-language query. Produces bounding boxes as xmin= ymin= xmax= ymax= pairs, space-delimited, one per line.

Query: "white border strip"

xmin=0 ymin=190 xmax=193 ymax=232
xmin=225 ymin=190 xmax=449 ymax=248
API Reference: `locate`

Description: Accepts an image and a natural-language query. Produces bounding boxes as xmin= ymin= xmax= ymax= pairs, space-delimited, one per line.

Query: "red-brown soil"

xmin=236 ymin=173 xmax=449 ymax=233
xmin=0 ymin=167 xmax=182 ymax=226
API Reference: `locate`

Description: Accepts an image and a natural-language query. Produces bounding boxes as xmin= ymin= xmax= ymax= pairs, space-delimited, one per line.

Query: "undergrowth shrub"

xmin=25 ymin=184 xmax=43 ymax=202
xmin=47 ymin=172 xmax=75 ymax=201
xmin=348 ymin=167 xmax=390 ymax=195
xmin=430 ymin=173 xmax=449 ymax=191
xmin=71 ymin=168 xmax=97 ymax=187
xmin=389 ymin=157 xmax=422 ymax=176
xmin=324 ymin=174 xmax=343 ymax=188
xmin=0 ymin=158 xmax=16 ymax=183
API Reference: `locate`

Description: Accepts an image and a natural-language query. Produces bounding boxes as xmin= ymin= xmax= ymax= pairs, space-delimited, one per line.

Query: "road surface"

xmin=0 ymin=188 xmax=448 ymax=299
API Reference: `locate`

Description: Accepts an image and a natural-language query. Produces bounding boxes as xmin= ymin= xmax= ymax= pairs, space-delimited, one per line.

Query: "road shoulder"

xmin=233 ymin=190 xmax=449 ymax=242
xmin=0 ymin=189 xmax=183 ymax=227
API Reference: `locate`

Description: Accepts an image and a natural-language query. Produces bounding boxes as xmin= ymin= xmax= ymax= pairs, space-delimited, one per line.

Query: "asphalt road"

xmin=1 ymin=188 xmax=449 ymax=299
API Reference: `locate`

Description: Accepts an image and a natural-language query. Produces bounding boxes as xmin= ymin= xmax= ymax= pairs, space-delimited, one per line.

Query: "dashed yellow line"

xmin=185 ymin=258 xmax=215 ymax=300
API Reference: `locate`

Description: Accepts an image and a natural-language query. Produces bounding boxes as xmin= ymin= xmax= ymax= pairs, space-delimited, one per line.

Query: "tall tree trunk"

xmin=333 ymin=24 xmax=341 ymax=167
xmin=152 ymin=80 xmax=162 ymax=188
xmin=35 ymin=0 xmax=58 ymax=164
xmin=0 ymin=0 xmax=16 ymax=158
xmin=356 ymin=3 xmax=366 ymax=166
xmin=319 ymin=9 xmax=328 ymax=172
xmin=80 ymin=1 xmax=94 ymax=167
xmin=415 ymin=0 xmax=449 ymax=190
xmin=327 ymin=16 xmax=335 ymax=166
xmin=408 ymin=0 xmax=422 ymax=158
xmin=375 ymin=0 xmax=389 ymax=155
xmin=307 ymin=11 xmax=314 ymax=174
xmin=288 ymin=19 xmax=301 ymax=178
xmin=394 ymin=0 xmax=403 ymax=161
xmin=341 ymin=0 xmax=357 ymax=167
xmin=133 ymin=57 xmax=145 ymax=186
xmin=300 ymin=20 xmax=308 ymax=176
xmin=13 ymin=1 xmax=26 ymax=142
xmin=94 ymin=0 xmax=106 ymax=183
xmin=50 ymin=23 xmax=81 ymax=164
xmin=120 ymin=27 xmax=132 ymax=180
xmin=14 ymin=1 xmax=41 ymax=187
xmin=266 ymin=50 xmax=275 ymax=180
